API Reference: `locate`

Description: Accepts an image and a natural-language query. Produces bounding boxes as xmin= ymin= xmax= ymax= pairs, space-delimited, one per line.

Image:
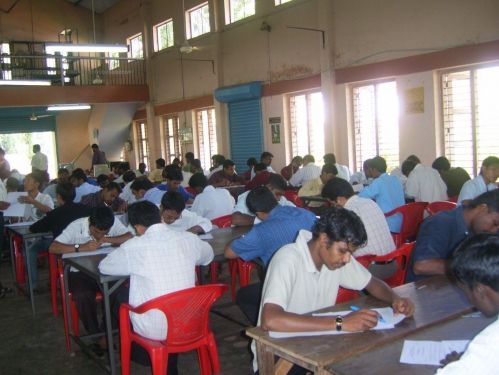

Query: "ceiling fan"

xmin=30 ymin=112 xmax=54 ymax=121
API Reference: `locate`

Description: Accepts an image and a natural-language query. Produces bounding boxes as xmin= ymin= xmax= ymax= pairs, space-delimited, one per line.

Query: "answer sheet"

xmin=399 ymin=340 xmax=469 ymax=366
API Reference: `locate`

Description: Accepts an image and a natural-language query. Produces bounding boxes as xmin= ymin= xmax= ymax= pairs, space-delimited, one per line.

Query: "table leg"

xmin=255 ymin=341 xmax=276 ymax=375
xmin=8 ymin=230 xmax=16 ymax=282
xmin=23 ymin=238 xmax=36 ymax=316
xmin=63 ymin=263 xmax=74 ymax=354
xmin=102 ymin=281 xmax=117 ymax=375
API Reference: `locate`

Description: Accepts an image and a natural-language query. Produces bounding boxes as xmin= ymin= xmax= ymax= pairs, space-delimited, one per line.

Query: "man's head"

xmin=406 ymin=154 xmax=421 ymax=164
xmin=56 ymin=182 xmax=76 ymax=205
xmin=246 ymin=186 xmax=278 ymax=221
xmin=222 ymin=159 xmax=236 ymax=177
xmin=160 ymin=191 xmax=185 ymax=224
xmin=321 ymin=178 xmax=354 ymax=207
xmin=96 ymin=174 xmax=110 ymax=188
xmin=254 ymin=163 xmax=267 ymax=174
xmin=191 ymin=159 xmax=202 ymax=173
xmin=311 ymin=207 xmax=367 ymax=270
xmin=88 ymin=206 xmax=115 ymax=240
xmin=302 ymin=154 xmax=315 ymax=166
xmin=362 ymin=159 xmax=373 ymax=178
xmin=122 ymin=170 xmax=136 ymax=183
xmin=401 ymin=160 xmax=417 ymax=177
xmin=323 ymin=153 xmax=336 ymax=165
xmin=24 ymin=173 xmax=42 ymax=193
xmin=33 ymin=144 xmax=41 ymax=153
xmin=128 ymin=201 xmax=161 ymax=236
xmin=185 ymin=152 xmax=195 ymax=163
xmin=260 ymin=152 xmax=273 ymax=167
xmin=432 ymin=156 xmax=451 ymax=172
xmin=6 ymin=177 xmax=19 ymax=192
xmin=70 ymin=168 xmax=88 ymax=186
xmin=101 ymin=182 xmax=122 ymax=205
xmin=466 ymin=190 xmax=499 ymax=234
xmin=0 ymin=147 xmax=5 ymax=160
xmin=291 ymin=156 xmax=303 ymax=168
xmin=58 ymin=168 xmax=70 ymax=182
xmin=451 ymin=234 xmax=499 ymax=317
xmin=266 ymin=173 xmax=287 ymax=202
xmin=247 ymin=157 xmax=258 ymax=169
xmin=320 ymin=164 xmax=338 ymax=184
xmin=155 ymin=158 xmax=166 ymax=169
xmin=138 ymin=162 xmax=146 ymax=174
xmin=91 ymin=144 xmax=99 ymax=152
xmin=367 ymin=156 xmax=387 ymax=178
xmin=172 ymin=157 xmax=182 ymax=167
xmin=211 ymin=154 xmax=225 ymax=168
xmin=480 ymin=156 xmax=499 ymax=184
xmin=189 ymin=173 xmax=208 ymax=193
xmin=130 ymin=177 xmax=154 ymax=200
xmin=164 ymin=166 xmax=183 ymax=191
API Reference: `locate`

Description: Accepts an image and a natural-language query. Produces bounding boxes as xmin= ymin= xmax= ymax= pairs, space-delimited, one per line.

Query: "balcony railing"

xmin=0 ymin=54 xmax=146 ymax=86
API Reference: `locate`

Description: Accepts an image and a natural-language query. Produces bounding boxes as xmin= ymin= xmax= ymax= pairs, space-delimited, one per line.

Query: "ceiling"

xmin=65 ymin=0 xmax=120 ymax=14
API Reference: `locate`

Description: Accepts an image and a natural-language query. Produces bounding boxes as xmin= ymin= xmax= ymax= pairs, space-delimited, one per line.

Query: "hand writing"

xmin=342 ymin=309 xmax=379 ymax=332
xmin=81 ymin=240 xmax=101 ymax=252
xmin=392 ymin=297 xmax=415 ymax=317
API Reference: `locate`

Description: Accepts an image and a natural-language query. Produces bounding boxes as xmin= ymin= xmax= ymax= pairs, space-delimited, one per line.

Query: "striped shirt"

xmin=289 ymin=163 xmax=322 ymax=187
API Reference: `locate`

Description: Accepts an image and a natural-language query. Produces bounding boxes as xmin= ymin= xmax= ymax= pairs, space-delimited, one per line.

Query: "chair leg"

xmin=207 ymin=333 xmax=221 ymax=374
xmin=59 ymin=276 xmax=72 ymax=352
xmin=49 ymin=254 xmax=58 ymax=317
xmin=198 ymin=346 xmax=213 ymax=375
xmin=150 ymin=350 xmax=167 ymax=375
xmin=70 ymin=299 xmax=80 ymax=336
xmin=228 ymin=260 xmax=238 ymax=302
xmin=209 ymin=262 xmax=218 ymax=283
xmin=119 ymin=338 xmax=132 ymax=375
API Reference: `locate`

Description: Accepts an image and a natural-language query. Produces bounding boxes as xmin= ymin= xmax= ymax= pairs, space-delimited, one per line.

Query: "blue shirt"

xmin=358 ymin=173 xmax=405 ymax=232
xmin=230 ymin=205 xmax=317 ymax=266
xmin=156 ymin=184 xmax=193 ymax=202
xmin=406 ymin=206 xmax=469 ymax=282
xmin=143 ymin=187 xmax=165 ymax=205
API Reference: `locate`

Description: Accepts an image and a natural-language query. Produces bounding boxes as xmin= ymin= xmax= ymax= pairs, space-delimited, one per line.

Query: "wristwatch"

xmin=335 ymin=316 xmax=343 ymax=332
xmin=74 ymin=244 xmax=80 ymax=253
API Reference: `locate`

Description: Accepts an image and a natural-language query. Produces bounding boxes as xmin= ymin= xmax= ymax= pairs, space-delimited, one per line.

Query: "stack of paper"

xmin=400 ymin=340 xmax=470 ymax=366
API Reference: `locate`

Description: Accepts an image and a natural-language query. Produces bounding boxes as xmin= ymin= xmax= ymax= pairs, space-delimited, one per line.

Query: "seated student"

xmin=156 ymin=166 xmax=194 ymax=202
xmin=432 ymin=156 xmax=471 ymax=198
xmin=391 ymin=155 xmax=421 ymax=188
xmin=244 ymin=163 xmax=271 ymax=191
xmin=160 ymin=191 xmax=212 ymax=234
xmin=250 ymin=152 xmax=276 ymax=180
xmin=242 ymin=157 xmax=258 ymax=182
xmin=148 ymin=158 xmax=166 ymax=184
xmin=435 ymin=234 xmax=499 ymax=374
xmin=99 ymin=201 xmax=214 ymax=372
xmin=135 ymin=162 xmax=148 ymax=177
xmin=208 ymin=159 xmax=245 ymax=187
xmin=289 ymin=154 xmax=322 ymax=187
xmin=358 ymin=156 xmax=405 ymax=233
xmin=407 ymin=190 xmax=499 ymax=282
xmin=182 ymin=151 xmax=195 ymax=173
xmin=130 ymin=176 xmax=164 ymax=205
xmin=70 ymin=168 xmax=101 ymax=203
xmin=232 ymin=174 xmax=295 ymax=226
xmin=49 ymin=207 xmax=132 ymax=353
xmin=321 ymin=178 xmax=395 ymax=257
xmin=43 ymin=167 xmax=70 ymax=199
xmin=81 ymin=181 xmax=127 ymax=213
xmin=458 ymin=156 xmax=499 ymax=205
xmin=350 ymin=159 xmax=373 ymax=187
xmin=119 ymin=170 xmax=137 ymax=204
xmin=280 ymin=156 xmax=303 ymax=182
xmin=189 ymin=173 xmax=235 ymax=220
xmin=298 ymin=163 xmax=337 ymax=207
xmin=96 ymin=174 xmax=110 ymax=188
xmin=6 ymin=177 xmax=19 ymax=193
xmin=207 ymin=154 xmax=225 ymax=178
xmin=402 ymin=159 xmax=448 ymax=203
xmin=324 ymin=153 xmax=351 ymax=181
xmin=18 ymin=172 xmax=54 ymax=221
xmin=254 ymin=207 xmax=414 ymax=373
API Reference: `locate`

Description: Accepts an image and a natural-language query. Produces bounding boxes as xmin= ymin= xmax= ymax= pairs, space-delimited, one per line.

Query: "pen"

xmin=350 ymin=305 xmax=386 ymax=323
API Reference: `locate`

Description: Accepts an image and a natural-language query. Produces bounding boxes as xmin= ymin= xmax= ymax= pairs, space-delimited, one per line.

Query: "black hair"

xmin=406 ymin=154 xmax=421 ymax=164
xmin=362 ymin=159 xmax=372 ymax=171
xmin=267 ymin=173 xmax=287 ymax=191
xmin=71 ymin=168 xmax=87 ymax=182
xmin=247 ymin=157 xmax=258 ymax=167
xmin=254 ymin=163 xmax=267 ymax=172
xmin=97 ymin=174 xmax=110 ymax=188
xmin=322 ymin=163 xmax=338 ymax=175
xmin=192 ymin=159 xmax=202 ymax=170
xmin=138 ymin=162 xmax=146 ymax=169
xmin=451 ymin=234 xmax=499 ymax=292
xmin=91 ymin=143 xmax=99 ymax=149
xmin=246 ymin=186 xmax=278 ymax=214
xmin=321 ymin=178 xmax=354 ymax=200
xmin=33 ymin=144 xmax=41 ymax=152
xmin=401 ymin=160 xmax=417 ymax=177
xmin=155 ymin=158 xmax=166 ymax=168
xmin=223 ymin=159 xmax=235 ymax=169
xmin=324 ymin=153 xmax=336 ymax=165
xmin=161 ymin=191 xmax=186 ymax=213
xmin=130 ymin=176 xmax=154 ymax=192
xmin=292 ymin=156 xmax=303 ymax=164
xmin=369 ymin=156 xmax=387 ymax=173
xmin=128 ymin=201 xmax=161 ymax=227
xmin=0 ymin=148 xmax=5 ymax=155
xmin=6 ymin=177 xmax=19 ymax=191
xmin=56 ymin=182 xmax=76 ymax=203
xmin=88 ymin=206 xmax=115 ymax=230
xmin=432 ymin=156 xmax=451 ymax=172
xmin=261 ymin=151 xmax=273 ymax=160
xmin=25 ymin=172 xmax=43 ymax=186
xmin=482 ymin=156 xmax=499 ymax=168
xmin=303 ymin=154 xmax=315 ymax=163
xmin=312 ymin=207 xmax=367 ymax=248
xmin=466 ymin=190 xmax=499 ymax=213
xmin=105 ymin=181 xmax=122 ymax=194
xmin=189 ymin=173 xmax=208 ymax=189
xmin=122 ymin=170 xmax=136 ymax=183
xmin=185 ymin=152 xmax=195 ymax=161
xmin=58 ymin=168 xmax=69 ymax=176
xmin=211 ymin=154 xmax=225 ymax=164
xmin=172 ymin=157 xmax=181 ymax=166
xmin=165 ymin=166 xmax=183 ymax=181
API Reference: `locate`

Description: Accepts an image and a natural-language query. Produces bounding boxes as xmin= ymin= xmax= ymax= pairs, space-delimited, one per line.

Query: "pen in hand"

xmin=350 ymin=305 xmax=386 ymax=323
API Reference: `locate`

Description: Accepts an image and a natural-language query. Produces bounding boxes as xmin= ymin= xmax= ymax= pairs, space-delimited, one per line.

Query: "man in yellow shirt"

xmin=298 ymin=164 xmax=337 ymax=207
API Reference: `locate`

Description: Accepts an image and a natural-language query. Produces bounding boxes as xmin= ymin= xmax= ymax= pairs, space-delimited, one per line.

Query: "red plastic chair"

xmin=283 ymin=190 xmax=304 ymax=208
xmin=12 ymin=234 xmax=49 ymax=292
xmin=447 ymin=195 xmax=458 ymax=203
xmin=49 ymin=253 xmax=60 ymax=316
xmin=367 ymin=242 xmax=415 ymax=287
xmin=426 ymin=201 xmax=456 ymax=216
xmin=120 ymin=284 xmax=227 ymax=375
xmin=385 ymin=202 xmax=428 ymax=247
xmin=336 ymin=288 xmax=360 ymax=304
xmin=185 ymin=186 xmax=198 ymax=197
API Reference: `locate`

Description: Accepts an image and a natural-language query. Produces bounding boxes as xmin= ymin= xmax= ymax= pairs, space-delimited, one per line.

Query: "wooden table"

xmin=205 ymin=226 xmax=251 ymax=259
xmin=246 ymin=276 xmax=473 ymax=375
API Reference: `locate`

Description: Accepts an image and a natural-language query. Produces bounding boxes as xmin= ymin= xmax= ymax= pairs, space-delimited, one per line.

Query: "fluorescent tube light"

xmin=47 ymin=104 xmax=91 ymax=111
xmin=0 ymin=80 xmax=51 ymax=86
xmin=45 ymin=43 xmax=128 ymax=54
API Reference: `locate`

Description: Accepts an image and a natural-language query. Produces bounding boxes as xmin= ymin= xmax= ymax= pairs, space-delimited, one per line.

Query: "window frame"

xmin=153 ymin=19 xmax=174 ymax=52
xmin=195 ymin=107 xmax=218 ymax=171
xmin=134 ymin=121 xmax=150 ymax=169
xmin=127 ymin=33 xmax=143 ymax=59
xmin=162 ymin=114 xmax=183 ymax=164
xmin=225 ymin=0 xmax=256 ymax=24
xmin=275 ymin=0 xmax=292 ymax=6
xmin=186 ymin=2 xmax=211 ymax=39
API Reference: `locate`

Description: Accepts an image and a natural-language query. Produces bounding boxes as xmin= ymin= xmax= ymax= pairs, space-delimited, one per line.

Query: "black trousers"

xmin=69 ymin=271 xmax=103 ymax=335
xmin=236 ymin=282 xmax=263 ymax=326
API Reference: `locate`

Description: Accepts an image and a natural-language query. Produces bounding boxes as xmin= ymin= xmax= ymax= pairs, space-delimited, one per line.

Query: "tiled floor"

xmin=0 ymin=259 xmax=255 ymax=375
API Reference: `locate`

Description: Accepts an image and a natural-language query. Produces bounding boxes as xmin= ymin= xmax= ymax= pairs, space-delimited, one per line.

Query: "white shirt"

xmin=55 ymin=216 xmax=130 ymax=245
xmin=233 ymin=190 xmax=296 ymax=224
xmin=119 ymin=181 xmax=136 ymax=204
xmin=336 ymin=163 xmax=351 ymax=181
xmin=390 ymin=167 xmax=407 ymax=188
xmin=74 ymin=182 xmax=101 ymax=203
xmin=167 ymin=209 xmax=213 ymax=233
xmin=457 ymin=175 xmax=498 ymax=204
xmin=206 ymin=165 xmax=223 ymax=179
xmin=289 ymin=163 xmax=322 ymax=187
xmin=190 ymin=185 xmax=235 ymax=220
xmin=435 ymin=316 xmax=499 ymax=375
xmin=182 ymin=171 xmax=193 ymax=187
xmin=24 ymin=192 xmax=54 ymax=221
xmin=98 ymin=223 xmax=214 ymax=341
xmin=31 ymin=151 xmax=48 ymax=171
xmin=405 ymin=164 xmax=448 ymax=202
xmin=344 ymin=195 xmax=395 ymax=257
xmin=0 ymin=179 xmax=7 ymax=201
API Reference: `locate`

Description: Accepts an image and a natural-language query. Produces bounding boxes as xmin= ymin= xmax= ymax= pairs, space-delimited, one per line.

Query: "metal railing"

xmin=0 ymin=54 xmax=146 ymax=86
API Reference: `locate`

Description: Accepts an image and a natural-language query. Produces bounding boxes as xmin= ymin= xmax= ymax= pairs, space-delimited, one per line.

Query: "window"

xmin=288 ymin=91 xmax=325 ymax=163
xmin=196 ymin=108 xmax=218 ymax=170
xmin=127 ymin=33 xmax=143 ymax=58
xmin=442 ymin=65 xmax=499 ymax=176
xmin=135 ymin=122 xmax=150 ymax=169
xmin=0 ymin=43 xmax=11 ymax=80
xmin=153 ymin=19 xmax=174 ymax=52
xmin=275 ymin=0 xmax=292 ymax=5
xmin=186 ymin=2 xmax=210 ymax=39
xmin=352 ymin=81 xmax=399 ymax=172
xmin=108 ymin=52 xmax=120 ymax=70
xmin=163 ymin=115 xmax=183 ymax=163
xmin=226 ymin=0 xmax=255 ymax=24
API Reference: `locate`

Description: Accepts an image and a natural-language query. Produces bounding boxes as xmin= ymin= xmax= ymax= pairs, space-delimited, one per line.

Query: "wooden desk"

xmin=328 ymin=313 xmax=493 ymax=375
xmin=246 ymin=276 xmax=472 ymax=375
xmin=205 ymin=226 xmax=251 ymax=260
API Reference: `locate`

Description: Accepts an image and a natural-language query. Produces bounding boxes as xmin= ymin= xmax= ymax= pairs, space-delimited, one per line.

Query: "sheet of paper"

xmin=2 ymin=203 xmax=27 ymax=217
xmin=399 ymin=340 xmax=470 ymax=366
xmin=6 ymin=192 xmax=27 ymax=204
xmin=62 ymin=247 xmax=114 ymax=259
xmin=269 ymin=307 xmax=406 ymax=338
xmin=199 ymin=233 xmax=214 ymax=240
xmin=5 ymin=221 xmax=35 ymax=228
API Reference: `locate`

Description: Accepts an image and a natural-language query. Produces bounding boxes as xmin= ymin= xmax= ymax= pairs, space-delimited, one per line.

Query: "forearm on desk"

xmin=261 ymin=303 xmax=335 ymax=332
xmin=365 ymin=277 xmax=398 ymax=303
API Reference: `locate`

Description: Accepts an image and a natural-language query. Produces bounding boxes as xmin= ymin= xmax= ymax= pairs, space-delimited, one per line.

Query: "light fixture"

xmin=45 ymin=43 xmax=128 ymax=54
xmin=0 ymin=80 xmax=51 ymax=86
xmin=47 ymin=104 xmax=91 ymax=111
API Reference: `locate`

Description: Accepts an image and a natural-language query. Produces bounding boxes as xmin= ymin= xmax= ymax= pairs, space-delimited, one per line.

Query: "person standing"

xmin=31 ymin=144 xmax=48 ymax=183
xmin=0 ymin=147 xmax=11 ymax=180
xmin=90 ymin=144 xmax=107 ymax=171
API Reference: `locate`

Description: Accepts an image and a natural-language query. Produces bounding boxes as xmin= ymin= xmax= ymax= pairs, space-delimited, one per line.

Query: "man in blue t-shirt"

xmin=156 ymin=165 xmax=193 ymax=203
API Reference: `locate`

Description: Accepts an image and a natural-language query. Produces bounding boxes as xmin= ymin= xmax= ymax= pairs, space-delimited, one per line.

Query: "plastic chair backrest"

xmin=211 ymin=215 xmax=232 ymax=228
xmin=447 ymin=195 xmax=458 ymax=203
xmin=385 ymin=202 xmax=428 ymax=245
xmin=128 ymin=284 xmax=227 ymax=346
xmin=283 ymin=190 xmax=304 ymax=207
xmin=426 ymin=201 xmax=456 ymax=216
xmin=369 ymin=242 xmax=415 ymax=287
